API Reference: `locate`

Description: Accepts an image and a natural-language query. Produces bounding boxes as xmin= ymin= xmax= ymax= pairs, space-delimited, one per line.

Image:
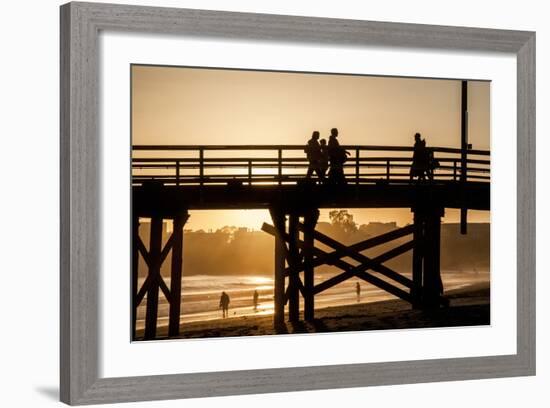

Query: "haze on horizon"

xmin=132 ymin=65 xmax=490 ymax=230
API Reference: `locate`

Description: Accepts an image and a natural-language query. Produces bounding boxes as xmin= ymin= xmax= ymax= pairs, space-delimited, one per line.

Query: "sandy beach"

xmin=135 ymin=282 xmax=489 ymax=340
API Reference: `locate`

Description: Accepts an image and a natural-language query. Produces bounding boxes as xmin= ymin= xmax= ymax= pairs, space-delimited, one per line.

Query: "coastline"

xmin=135 ymin=282 xmax=490 ymax=341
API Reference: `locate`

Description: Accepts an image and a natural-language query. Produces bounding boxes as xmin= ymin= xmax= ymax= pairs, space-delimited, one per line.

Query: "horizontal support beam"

xmin=132 ymin=144 xmax=490 ymax=155
xmin=132 ymin=156 xmax=490 ymax=163
xmin=134 ymin=182 xmax=491 ymax=213
xmin=132 ymin=174 xmax=491 ymax=184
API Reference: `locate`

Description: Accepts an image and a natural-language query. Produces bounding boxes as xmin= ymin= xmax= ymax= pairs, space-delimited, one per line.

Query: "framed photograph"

xmin=60 ymin=2 xmax=535 ymax=405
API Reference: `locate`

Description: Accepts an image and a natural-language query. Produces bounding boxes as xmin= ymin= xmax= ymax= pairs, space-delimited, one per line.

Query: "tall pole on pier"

xmin=460 ymin=80 xmax=469 ymax=234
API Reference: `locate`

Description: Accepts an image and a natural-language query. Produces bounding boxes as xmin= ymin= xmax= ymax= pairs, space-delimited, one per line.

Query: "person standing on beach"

xmin=253 ymin=290 xmax=259 ymax=311
xmin=356 ymin=282 xmax=361 ymax=303
xmin=219 ymin=291 xmax=230 ymax=318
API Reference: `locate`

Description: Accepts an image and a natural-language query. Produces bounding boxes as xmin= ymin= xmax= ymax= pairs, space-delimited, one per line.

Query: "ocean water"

xmin=135 ymin=270 xmax=489 ymax=330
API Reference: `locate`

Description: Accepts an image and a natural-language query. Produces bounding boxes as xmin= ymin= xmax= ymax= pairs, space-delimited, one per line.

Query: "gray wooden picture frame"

xmin=60 ymin=1 xmax=536 ymax=405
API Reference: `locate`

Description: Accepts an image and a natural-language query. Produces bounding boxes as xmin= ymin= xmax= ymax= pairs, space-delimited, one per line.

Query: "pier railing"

xmin=132 ymin=145 xmax=490 ymax=187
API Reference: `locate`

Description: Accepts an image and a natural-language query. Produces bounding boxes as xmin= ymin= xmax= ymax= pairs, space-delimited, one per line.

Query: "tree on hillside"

xmin=329 ymin=210 xmax=358 ymax=234
xmin=216 ymin=226 xmax=238 ymax=242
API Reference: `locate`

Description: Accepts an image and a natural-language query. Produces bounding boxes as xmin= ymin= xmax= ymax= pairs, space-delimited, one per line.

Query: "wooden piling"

xmin=131 ymin=216 xmax=140 ymax=340
xmin=129 ymin=143 xmax=489 ymax=334
xmin=422 ymin=209 xmax=443 ymax=308
xmin=411 ymin=212 xmax=424 ymax=308
xmin=303 ymin=210 xmax=319 ymax=321
xmin=144 ymin=216 xmax=163 ymax=340
xmin=270 ymin=209 xmax=286 ymax=327
xmin=411 ymin=204 xmax=445 ymax=309
xmin=287 ymin=214 xmax=300 ymax=322
xmin=168 ymin=213 xmax=188 ymax=337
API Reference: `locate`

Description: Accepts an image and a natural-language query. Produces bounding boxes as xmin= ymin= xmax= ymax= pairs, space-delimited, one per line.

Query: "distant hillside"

xmin=440 ymin=223 xmax=490 ymax=271
xmin=137 ymin=222 xmax=489 ymax=277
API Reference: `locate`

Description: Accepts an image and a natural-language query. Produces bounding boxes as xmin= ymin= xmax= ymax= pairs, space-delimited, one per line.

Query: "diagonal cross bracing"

xmin=262 ymin=222 xmax=413 ymax=302
xmin=262 ymin=223 xmax=414 ymax=290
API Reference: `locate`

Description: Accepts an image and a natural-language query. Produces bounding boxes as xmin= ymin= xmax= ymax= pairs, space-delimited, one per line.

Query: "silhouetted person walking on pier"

xmin=426 ymin=148 xmax=439 ymax=181
xmin=319 ymin=138 xmax=329 ymax=178
xmin=219 ymin=291 xmax=230 ymax=318
xmin=327 ymin=128 xmax=350 ymax=185
xmin=356 ymin=282 xmax=361 ymax=303
xmin=410 ymin=132 xmax=429 ymax=182
xmin=253 ymin=290 xmax=259 ymax=311
xmin=305 ymin=131 xmax=324 ymax=181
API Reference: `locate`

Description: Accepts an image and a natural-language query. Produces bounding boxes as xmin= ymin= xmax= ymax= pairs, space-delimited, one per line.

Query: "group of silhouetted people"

xmin=219 ymin=285 xmax=366 ymax=318
xmin=409 ymin=132 xmax=439 ymax=182
xmin=219 ymin=289 xmax=261 ymax=318
xmin=304 ymin=129 xmax=439 ymax=184
xmin=304 ymin=127 xmax=350 ymax=185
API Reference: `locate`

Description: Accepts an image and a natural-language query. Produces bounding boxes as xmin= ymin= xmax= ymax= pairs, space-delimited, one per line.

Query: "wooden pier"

xmin=131 ymin=144 xmax=490 ymax=340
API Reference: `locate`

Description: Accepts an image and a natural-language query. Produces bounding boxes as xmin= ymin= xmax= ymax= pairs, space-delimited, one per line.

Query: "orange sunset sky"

xmin=131 ymin=65 xmax=490 ymax=230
